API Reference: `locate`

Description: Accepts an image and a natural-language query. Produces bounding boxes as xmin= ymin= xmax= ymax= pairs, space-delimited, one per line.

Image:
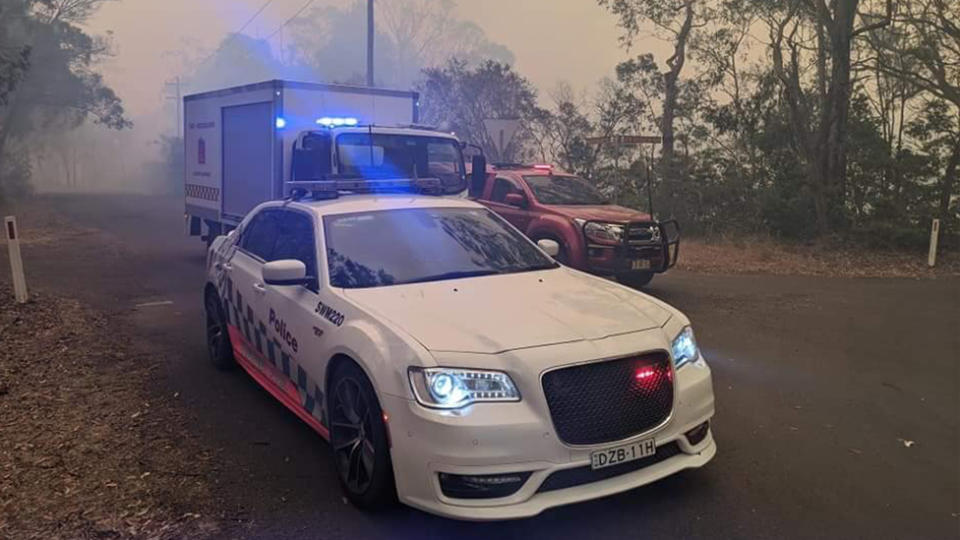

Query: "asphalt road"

xmin=4 ymin=194 xmax=958 ymax=539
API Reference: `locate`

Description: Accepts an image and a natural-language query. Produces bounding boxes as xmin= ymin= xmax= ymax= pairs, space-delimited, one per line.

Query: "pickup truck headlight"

xmin=671 ymin=326 xmax=700 ymax=368
xmin=408 ymin=367 xmax=520 ymax=409
xmin=583 ymin=221 xmax=625 ymax=244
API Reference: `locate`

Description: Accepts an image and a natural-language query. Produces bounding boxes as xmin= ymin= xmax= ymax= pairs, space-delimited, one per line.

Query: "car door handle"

xmin=253 ymin=282 xmax=267 ymax=294
xmin=217 ymin=262 xmax=233 ymax=271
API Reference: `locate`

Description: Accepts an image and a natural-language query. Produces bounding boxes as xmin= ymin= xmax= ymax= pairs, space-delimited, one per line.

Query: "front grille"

xmin=626 ymin=223 xmax=661 ymax=245
xmin=542 ymin=353 xmax=674 ymax=446
xmin=537 ymin=442 xmax=682 ymax=493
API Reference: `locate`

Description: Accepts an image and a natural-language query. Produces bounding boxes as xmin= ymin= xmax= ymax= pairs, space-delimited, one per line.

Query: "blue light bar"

xmin=316 ymin=116 xmax=359 ymax=127
xmin=275 ymin=117 xmax=287 ymax=129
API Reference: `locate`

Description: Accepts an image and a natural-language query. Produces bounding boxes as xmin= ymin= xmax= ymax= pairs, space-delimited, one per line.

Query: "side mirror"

xmin=504 ymin=192 xmax=527 ymax=208
xmin=537 ymin=239 xmax=560 ymax=257
xmin=470 ymin=154 xmax=487 ymax=197
xmin=262 ymin=260 xmax=309 ymax=286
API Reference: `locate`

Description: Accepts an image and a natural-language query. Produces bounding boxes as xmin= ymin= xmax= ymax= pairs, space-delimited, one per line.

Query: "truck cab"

xmin=471 ymin=164 xmax=679 ymax=288
xmin=183 ymin=80 xmax=468 ymax=244
xmin=290 ymin=125 xmax=465 ymax=193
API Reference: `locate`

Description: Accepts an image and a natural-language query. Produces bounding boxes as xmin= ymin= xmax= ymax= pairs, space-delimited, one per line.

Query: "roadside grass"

xmin=678 ymin=236 xmax=959 ymax=278
xmin=0 ymin=285 xmax=218 ymax=539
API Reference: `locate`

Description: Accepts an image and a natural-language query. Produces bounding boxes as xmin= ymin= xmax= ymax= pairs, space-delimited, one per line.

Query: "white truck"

xmin=183 ymin=80 xmax=472 ymax=243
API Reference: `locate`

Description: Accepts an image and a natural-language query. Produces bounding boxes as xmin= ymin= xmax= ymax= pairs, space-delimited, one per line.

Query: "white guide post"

xmin=927 ymin=218 xmax=940 ymax=268
xmin=4 ymin=216 xmax=28 ymax=303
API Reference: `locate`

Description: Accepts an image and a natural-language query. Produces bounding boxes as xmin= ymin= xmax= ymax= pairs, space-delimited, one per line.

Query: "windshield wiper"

xmin=403 ymin=269 xmax=503 ymax=284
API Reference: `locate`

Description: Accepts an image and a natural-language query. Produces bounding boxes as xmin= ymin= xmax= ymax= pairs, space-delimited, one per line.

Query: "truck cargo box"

xmin=183 ymin=80 xmax=419 ymax=227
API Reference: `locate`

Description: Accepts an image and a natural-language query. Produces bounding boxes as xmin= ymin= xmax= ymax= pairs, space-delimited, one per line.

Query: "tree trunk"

xmin=820 ymin=0 xmax=859 ymax=234
xmin=939 ymin=138 xmax=959 ymax=225
xmin=660 ymin=0 xmax=694 ymax=163
xmin=661 ymin=78 xmax=677 ymax=162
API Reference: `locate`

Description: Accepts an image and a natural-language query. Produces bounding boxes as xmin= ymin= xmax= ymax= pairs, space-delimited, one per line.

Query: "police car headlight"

xmin=671 ymin=326 xmax=701 ymax=368
xmin=408 ymin=367 xmax=520 ymax=409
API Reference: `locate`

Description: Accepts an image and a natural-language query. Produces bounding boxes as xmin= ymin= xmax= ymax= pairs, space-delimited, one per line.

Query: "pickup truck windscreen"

xmin=324 ymin=207 xmax=558 ymax=288
xmin=336 ymin=133 xmax=465 ymax=193
xmin=523 ymin=175 xmax=607 ymax=205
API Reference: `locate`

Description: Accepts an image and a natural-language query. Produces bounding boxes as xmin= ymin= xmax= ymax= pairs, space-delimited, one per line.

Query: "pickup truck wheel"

xmin=329 ymin=362 xmax=396 ymax=510
xmin=618 ymin=271 xmax=654 ymax=289
xmin=204 ymin=290 xmax=234 ymax=369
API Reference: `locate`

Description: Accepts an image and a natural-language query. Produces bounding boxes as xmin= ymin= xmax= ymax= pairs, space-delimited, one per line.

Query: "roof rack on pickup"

xmin=287 ymin=178 xmax=444 ymax=201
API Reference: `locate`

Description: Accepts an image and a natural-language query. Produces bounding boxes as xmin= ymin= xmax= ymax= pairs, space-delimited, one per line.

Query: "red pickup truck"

xmin=471 ymin=164 xmax=679 ymax=288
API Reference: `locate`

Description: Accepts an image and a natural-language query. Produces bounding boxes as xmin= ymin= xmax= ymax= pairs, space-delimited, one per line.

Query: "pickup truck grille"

xmin=542 ymin=353 xmax=674 ymax=446
xmin=625 ymin=223 xmax=661 ymax=245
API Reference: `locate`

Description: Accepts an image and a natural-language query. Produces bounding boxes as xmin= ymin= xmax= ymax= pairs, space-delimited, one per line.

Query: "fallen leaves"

xmin=0 ymin=284 xmax=218 ymax=539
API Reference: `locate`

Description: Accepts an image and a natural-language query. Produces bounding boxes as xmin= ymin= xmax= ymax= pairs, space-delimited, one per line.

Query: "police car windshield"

xmin=336 ymin=133 xmax=465 ymax=193
xmin=324 ymin=207 xmax=558 ymax=288
xmin=523 ymin=175 xmax=607 ymax=205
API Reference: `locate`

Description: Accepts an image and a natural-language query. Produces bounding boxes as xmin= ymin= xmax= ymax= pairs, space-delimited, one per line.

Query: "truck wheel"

xmin=204 ymin=289 xmax=234 ymax=369
xmin=329 ymin=361 xmax=396 ymax=510
xmin=618 ymin=271 xmax=654 ymax=289
xmin=204 ymin=221 xmax=222 ymax=248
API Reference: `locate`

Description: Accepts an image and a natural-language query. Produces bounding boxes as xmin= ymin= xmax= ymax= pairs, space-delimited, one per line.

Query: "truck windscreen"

xmin=523 ymin=175 xmax=607 ymax=205
xmin=336 ymin=133 xmax=465 ymax=193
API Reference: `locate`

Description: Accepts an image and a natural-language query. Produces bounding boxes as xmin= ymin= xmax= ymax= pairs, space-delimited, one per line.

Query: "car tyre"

xmin=329 ymin=361 xmax=396 ymax=510
xmin=204 ymin=289 xmax=234 ymax=369
xmin=204 ymin=221 xmax=222 ymax=249
xmin=618 ymin=271 xmax=655 ymax=289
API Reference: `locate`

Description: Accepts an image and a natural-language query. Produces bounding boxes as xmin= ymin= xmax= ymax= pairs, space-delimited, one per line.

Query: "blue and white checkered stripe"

xmin=219 ymin=275 xmax=326 ymax=427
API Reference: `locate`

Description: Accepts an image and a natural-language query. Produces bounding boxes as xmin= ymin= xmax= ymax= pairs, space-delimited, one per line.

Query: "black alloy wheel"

xmin=205 ymin=290 xmax=233 ymax=369
xmin=329 ymin=362 xmax=395 ymax=509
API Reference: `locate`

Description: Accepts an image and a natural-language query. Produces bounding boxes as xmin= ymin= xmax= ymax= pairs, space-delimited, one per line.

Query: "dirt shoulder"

xmin=0 ymin=285 xmax=219 ymax=539
xmin=677 ymin=238 xmax=959 ymax=278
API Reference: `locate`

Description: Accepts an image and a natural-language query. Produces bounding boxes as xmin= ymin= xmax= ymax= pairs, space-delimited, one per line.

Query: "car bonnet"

xmin=342 ymin=268 xmax=671 ymax=354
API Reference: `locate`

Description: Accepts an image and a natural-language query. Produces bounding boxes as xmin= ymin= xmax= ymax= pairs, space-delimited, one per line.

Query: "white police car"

xmin=203 ymin=186 xmax=715 ymax=520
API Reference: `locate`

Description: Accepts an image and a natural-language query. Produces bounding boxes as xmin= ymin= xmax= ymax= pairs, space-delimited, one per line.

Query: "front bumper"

xmin=382 ymin=354 xmax=715 ymax=521
xmin=582 ymin=220 xmax=680 ymax=276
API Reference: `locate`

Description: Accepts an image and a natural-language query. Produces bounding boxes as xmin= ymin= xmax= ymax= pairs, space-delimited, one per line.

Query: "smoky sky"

xmin=83 ymin=0 xmax=655 ymax=121
xmin=58 ymin=0 xmax=670 ymax=193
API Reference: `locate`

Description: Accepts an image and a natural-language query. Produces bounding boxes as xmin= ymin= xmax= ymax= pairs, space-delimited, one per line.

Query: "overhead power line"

xmin=234 ymin=0 xmax=279 ymax=37
xmin=265 ymin=0 xmax=316 ymax=41
xmin=194 ymin=0 xmax=278 ymax=70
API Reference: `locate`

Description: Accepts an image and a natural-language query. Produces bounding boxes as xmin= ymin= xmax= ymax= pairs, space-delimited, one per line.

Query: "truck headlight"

xmin=583 ymin=221 xmax=625 ymax=244
xmin=408 ymin=367 xmax=520 ymax=409
xmin=671 ymin=326 xmax=700 ymax=368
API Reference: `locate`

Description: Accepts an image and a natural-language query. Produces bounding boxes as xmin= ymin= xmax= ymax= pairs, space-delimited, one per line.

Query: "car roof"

xmin=492 ymin=165 xmax=570 ymax=177
xmin=264 ymin=193 xmax=482 ymax=217
xmin=327 ymin=126 xmax=458 ymax=140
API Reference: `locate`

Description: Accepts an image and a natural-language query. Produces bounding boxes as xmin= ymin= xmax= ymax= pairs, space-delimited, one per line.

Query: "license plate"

xmin=590 ymin=438 xmax=656 ymax=470
xmin=631 ymin=259 xmax=651 ymax=270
